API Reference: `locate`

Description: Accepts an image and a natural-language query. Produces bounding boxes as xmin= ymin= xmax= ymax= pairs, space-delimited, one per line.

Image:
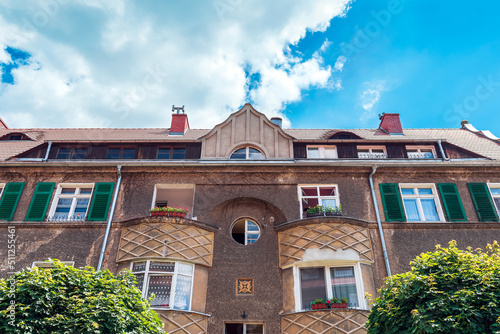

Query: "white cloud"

xmin=0 ymin=0 xmax=352 ymax=129
xmin=334 ymin=55 xmax=346 ymax=72
xmin=359 ymin=81 xmax=385 ymax=121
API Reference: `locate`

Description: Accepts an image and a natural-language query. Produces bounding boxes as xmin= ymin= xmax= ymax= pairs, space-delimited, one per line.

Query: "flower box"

xmin=312 ymin=303 xmax=327 ymax=310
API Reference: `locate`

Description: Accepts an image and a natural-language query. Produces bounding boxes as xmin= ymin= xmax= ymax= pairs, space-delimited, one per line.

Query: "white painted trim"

xmin=0 ymin=183 xmax=5 ymax=199
xmin=32 ymin=261 xmax=74 ymax=268
xmin=405 ymin=145 xmax=437 ymax=159
xmin=357 ymin=145 xmax=387 ymax=159
xmin=399 ymin=183 xmax=445 ymax=222
xmin=306 ymin=145 xmax=338 ymax=159
xmin=297 ymin=184 xmax=340 ymax=219
xmin=487 ymin=183 xmax=500 ymax=215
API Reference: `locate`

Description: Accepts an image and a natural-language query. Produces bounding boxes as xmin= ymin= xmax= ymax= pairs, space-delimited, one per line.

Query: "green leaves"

xmin=366 ymin=241 xmax=500 ymax=334
xmin=0 ymin=260 xmax=164 ymax=334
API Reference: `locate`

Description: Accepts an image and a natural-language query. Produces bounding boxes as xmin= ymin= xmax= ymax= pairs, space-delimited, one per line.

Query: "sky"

xmin=0 ymin=0 xmax=500 ymax=135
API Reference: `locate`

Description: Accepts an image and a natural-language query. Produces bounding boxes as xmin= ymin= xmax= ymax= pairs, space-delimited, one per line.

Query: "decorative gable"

xmin=200 ymin=104 xmax=294 ymax=159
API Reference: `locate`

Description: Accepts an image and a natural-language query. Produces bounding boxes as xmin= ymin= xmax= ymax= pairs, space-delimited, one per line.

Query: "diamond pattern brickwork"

xmin=278 ymin=222 xmax=373 ymax=267
xmin=281 ymin=310 xmax=369 ymax=334
xmin=117 ymin=220 xmax=214 ymax=267
xmin=158 ymin=310 xmax=208 ymax=334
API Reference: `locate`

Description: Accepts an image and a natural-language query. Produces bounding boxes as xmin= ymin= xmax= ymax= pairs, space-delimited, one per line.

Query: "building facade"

xmin=1 ymin=104 xmax=500 ymax=333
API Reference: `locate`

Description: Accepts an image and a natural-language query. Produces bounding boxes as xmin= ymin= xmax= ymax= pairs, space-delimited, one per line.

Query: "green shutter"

xmin=87 ymin=182 xmax=115 ymax=221
xmin=26 ymin=182 xmax=55 ymax=221
xmin=0 ymin=182 xmax=25 ymax=221
xmin=438 ymin=183 xmax=467 ymax=222
xmin=468 ymin=183 xmax=499 ymax=222
xmin=379 ymin=183 xmax=405 ymax=222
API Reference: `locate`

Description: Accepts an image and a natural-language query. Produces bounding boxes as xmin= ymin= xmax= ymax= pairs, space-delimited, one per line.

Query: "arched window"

xmin=230 ymin=147 xmax=265 ymax=160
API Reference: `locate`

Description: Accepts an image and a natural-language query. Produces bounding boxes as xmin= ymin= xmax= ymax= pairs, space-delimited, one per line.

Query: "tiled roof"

xmin=1 ymin=126 xmax=499 ymax=161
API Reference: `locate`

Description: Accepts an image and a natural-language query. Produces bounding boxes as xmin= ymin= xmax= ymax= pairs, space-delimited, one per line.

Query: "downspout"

xmin=369 ymin=165 xmax=392 ymax=276
xmin=43 ymin=141 xmax=52 ymax=161
xmin=97 ymin=165 xmax=122 ymax=271
xmin=437 ymin=139 xmax=449 ymax=161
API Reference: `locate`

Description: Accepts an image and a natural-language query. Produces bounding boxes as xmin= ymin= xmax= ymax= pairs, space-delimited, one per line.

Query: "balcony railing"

xmin=47 ymin=215 xmax=87 ymax=222
xmin=407 ymin=152 xmax=434 ymax=159
xmin=357 ymin=152 xmax=386 ymax=159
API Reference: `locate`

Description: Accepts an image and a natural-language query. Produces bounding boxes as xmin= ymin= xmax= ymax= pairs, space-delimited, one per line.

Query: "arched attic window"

xmin=0 ymin=133 xmax=31 ymax=141
xmin=329 ymin=132 xmax=362 ymax=140
xmin=230 ymin=147 xmax=265 ymax=160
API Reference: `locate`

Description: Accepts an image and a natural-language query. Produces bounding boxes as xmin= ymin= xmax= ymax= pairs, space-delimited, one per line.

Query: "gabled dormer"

xmin=199 ymin=104 xmax=294 ymax=159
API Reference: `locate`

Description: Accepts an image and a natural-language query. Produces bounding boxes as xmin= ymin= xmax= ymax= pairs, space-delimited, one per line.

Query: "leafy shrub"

xmin=366 ymin=241 xmax=500 ymax=334
xmin=0 ymin=259 xmax=164 ymax=334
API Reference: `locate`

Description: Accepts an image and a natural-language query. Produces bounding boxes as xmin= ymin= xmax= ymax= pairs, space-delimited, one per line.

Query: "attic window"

xmin=1 ymin=133 xmax=29 ymax=141
xmin=230 ymin=147 xmax=265 ymax=160
xmin=329 ymin=132 xmax=362 ymax=140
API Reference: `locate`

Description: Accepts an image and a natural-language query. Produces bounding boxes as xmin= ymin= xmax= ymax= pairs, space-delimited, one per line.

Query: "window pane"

xmin=132 ymin=262 xmax=147 ymax=272
xmin=490 ymin=188 xmax=500 ymax=195
xmin=324 ymin=148 xmax=337 ymax=158
xmin=301 ymin=187 xmax=318 ymax=197
xmin=404 ymin=199 xmax=420 ymax=221
xmin=421 ymin=150 xmax=434 ymax=158
xmin=173 ymin=274 xmax=192 ymax=310
xmin=72 ymin=148 xmax=87 ymax=159
xmin=401 ymin=188 xmax=414 ymax=195
xmin=248 ymin=148 xmax=265 ymax=159
xmin=56 ymin=147 xmax=71 ymax=159
xmin=246 ymin=324 xmax=264 ymax=333
xmin=300 ymin=268 xmax=326 ymax=308
xmin=134 ymin=273 xmax=144 ymax=291
xmin=247 ymin=221 xmax=259 ymax=231
xmin=307 ymin=147 xmax=319 ymax=158
xmin=61 ymin=188 xmax=77 ymax=194
xmin=74 ymin=198 xmax=89 ymax=219
xmin=172 ymin=147 xmax=186 ymax=159
xmin=247 ymin=234 xmax=259 ymax=244
xmin=225 ymin=323 xmax=243 ymax=334
xmin=150 ymin=262 xmax=175 ymax=273
xmin=494 ymin=198 xmax=500 ymax=213
xmin=157 ymin=148 xmax=171 ymax=159
xmin=106 ymin=148 xmax=120 ymax=159
xmin=418 ymin=188 xmax=433 ymax=195
xmin=421 ymin=199 xmax=439 ymax=221
xmin=122 ymin=148 xmax=135 ymax=159
xmin=230 ymin=148 xmax=247 ymax=159
xmin=177 ymin=263 xmax=193 ymax=276
xmin=331 ymin=267 xmax=358 ymax=307
xmin=54 ymin=198 xmax=72 ymax=218
xmin=147 ymin=275 xmax=172 ymax=307
xmin=79 ymin=188 xmax=92 ymax=194
xmin=322 ymin=199 xmax=337 ymax=208
xmin=319 ymin=187 xmax=335 ymax=196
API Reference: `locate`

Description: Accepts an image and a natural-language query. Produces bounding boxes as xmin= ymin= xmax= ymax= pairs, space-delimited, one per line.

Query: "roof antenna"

xmin=172 ymin=105 xmax=185 ymax=114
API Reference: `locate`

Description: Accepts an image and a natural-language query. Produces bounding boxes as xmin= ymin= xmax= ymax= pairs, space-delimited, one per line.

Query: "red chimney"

xmin=378 ymin=113 xmax=403 ymax=135
xmin=170 ymin=105 xmax=189 ymax=135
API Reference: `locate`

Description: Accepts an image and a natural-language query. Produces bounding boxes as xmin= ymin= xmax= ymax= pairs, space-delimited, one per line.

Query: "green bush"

xmin=0 ymin=260 xmax=164 ymax=334
xmin=366 ymin=241 xmax=500 ymax=334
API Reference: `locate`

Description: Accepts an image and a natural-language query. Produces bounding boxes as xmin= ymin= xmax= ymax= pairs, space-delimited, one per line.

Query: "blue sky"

xmin=0 ymin=1 xmax=499 ymax=136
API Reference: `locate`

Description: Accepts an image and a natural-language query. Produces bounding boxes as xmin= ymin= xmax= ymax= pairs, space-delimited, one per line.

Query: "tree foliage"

xmin=366 ymin=241 xmax=500 ymax=334
xmin=0 ymin=260 xmax=164 ymax=334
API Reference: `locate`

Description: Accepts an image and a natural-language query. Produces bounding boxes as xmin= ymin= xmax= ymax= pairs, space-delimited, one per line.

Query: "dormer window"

xmin=56 ymin=147 xmax=87 ymax=159
xmin=0 ymin=133 xmax=30 ymax=141
xmin=406 ymin=146 xmax=436 ymax=159
xmin=306 ymin=146 xmax=337 ymax=159
xmin=230 ymin=147 xmax=265 ymax=160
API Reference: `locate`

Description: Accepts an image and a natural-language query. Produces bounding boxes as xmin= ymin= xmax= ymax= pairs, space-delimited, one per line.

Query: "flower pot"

xmin=325 ymin=212 xmax=342 ymax=216
xmin=306 ymin=212 xmax=323 ymax=218
xmin=181 ymin=213 xmax=186 ymax=218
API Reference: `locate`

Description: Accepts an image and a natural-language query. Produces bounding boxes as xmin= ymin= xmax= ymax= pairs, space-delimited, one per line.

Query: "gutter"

xmin=97 ymin=165 xmax=122 ymax=271
xmin=369 ymin=165 xmax=392 ymax=276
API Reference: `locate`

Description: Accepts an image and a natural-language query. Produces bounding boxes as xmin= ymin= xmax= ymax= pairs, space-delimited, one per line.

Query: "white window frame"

xmin=32 ymin=261 xmax=75 ymax=268
xmin=357 ymin=146 xmax=387 ymax=159
xmin=0 ymin=183 xmax=5 ymax=199
xmin=224 ymin=323 xmax=265 ymax=334
xmin=47 ymin=183 xmax=94 ymax=221
xmin=406 ymin=145 xmax=437 ymax=159
xmin=306 ymin=145 xmax=338 ymax=159
xmin=399 ymin=183 xmax=445 ymax=222
xmin=131 ymin=260 xmax=194 ymax=311
xmin=298 ymin=185 xmax=340 ymax=219
xmin=151 ymin=184 xmax=196 ymax=219
xmin=293 ymin=262 xmax=367 ymax=312
xmin=488 ymin=183 xmax=500 ymax=215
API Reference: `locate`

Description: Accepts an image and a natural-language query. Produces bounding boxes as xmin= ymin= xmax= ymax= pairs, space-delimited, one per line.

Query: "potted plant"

xmin=306 ymin=204 xmax=343 ymax=217
xmin=306 ymin=205 xmax=323 ymax=217
xmin=340 ymin=297 xmax=348 ymax=308
xmin=327 ymin=297 xmax=348 ymax=308
xmin=325 ymin=204 xmax=342 ymax=216
xmin=327 ymin=297 xmax=338 ymax=308
xmin=311 ymin=298 xmax=327 ymax=310
xmin=149 ymin=207 xmax=167 ymax=217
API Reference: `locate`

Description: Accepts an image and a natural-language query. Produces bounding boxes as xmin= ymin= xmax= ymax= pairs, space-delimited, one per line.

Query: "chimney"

xmin=378 ymin=113 xmax=403 ymax=135
xmin=170 ymin=105 xmax=189 ymax=135
xmin=270 ymin=117 xmax=282 ymax=128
